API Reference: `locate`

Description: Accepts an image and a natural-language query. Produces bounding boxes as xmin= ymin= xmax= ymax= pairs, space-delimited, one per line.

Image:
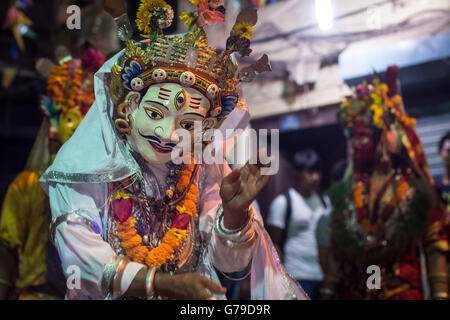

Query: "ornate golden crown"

xmin=110 ymin=0 xmax=271 ymax=118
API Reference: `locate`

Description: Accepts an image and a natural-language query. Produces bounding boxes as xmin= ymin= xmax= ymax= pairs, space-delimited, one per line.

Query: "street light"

xmin=315 ymin=0 xmax=333 ymax=30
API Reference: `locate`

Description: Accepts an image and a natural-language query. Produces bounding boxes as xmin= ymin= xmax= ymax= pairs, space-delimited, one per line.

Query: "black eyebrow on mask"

xmin=183 ymin=112 xmax=205 ymax=118
xmin=143 ymin=100 xmax=169 ymax=111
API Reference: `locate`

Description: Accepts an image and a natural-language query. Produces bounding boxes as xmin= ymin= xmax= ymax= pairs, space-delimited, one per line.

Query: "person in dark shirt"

xmin=435 ymin=131 xmax=450 ymax=219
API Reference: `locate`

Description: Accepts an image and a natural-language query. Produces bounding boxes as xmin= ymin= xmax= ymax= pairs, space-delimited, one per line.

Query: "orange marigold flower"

xmin=188 ymin=184 xmax=198 ymax=194
xmin=117 ymin=229 xmax=137 ymax=241
xmin=167 ymin=228 xmax=187 ymax=240
xmin=122 ymin=234 xmax=142 ymax=250
xmin=354 ymin=183 xmax=364 ymax=208
xmin=132 ymin=247 xmax=149 ymax=264
xmin=396 ymin=182 xmax=409 ymax=200
xmin=176 ymin=175 xmax=190 ymax=191
xmin=184 ymin=190 xmax=197 ymax=202
xmin=182 ymin=199 xmax=197 ymax=215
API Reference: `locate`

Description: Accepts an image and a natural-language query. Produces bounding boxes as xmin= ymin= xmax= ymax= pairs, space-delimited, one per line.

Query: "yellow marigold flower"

xmin=232 ymin=22 xmax=254 ymax=40
xmin=136 ymin=0 xmax=173 ymax=34
xmin=113 ymin=190 xmax=131 ymax=200
xmin=188 ymin=0 xmax=207 ymax=5
xmin=167 ymin=228 xmax=187 ymax=240
xmin=180 ymin=12 xmax=196 ymax=26
xmin=176 ymin=205 xmax=188 ymax=215
xmin=371 ymin=104 xmax=385 ymax=129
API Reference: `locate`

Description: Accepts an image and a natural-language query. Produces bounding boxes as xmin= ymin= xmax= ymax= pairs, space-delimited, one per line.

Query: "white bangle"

xmin=145 ymin=267 xmax=157 ymax=300
xmin=215 ymin=206 xmax=255 ymax=247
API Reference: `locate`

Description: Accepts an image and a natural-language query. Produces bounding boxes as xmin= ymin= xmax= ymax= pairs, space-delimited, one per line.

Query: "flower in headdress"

xmin=136 ymin=0 xmax=174 ymax=35
xmin=371 ymin=104 xmax=385 ymax=129
xmin=153 ymin=6 xmax=174 ymax=29
xmin=188 ymin=0 xmax=208 ymax=5
xmin=226 ymin=36 xmax=252 ymax=57
xmin=196 ymin=2 xmax=224 ymax=27
xmin=180 ymin=11 xmax=197 ymax=27
xmin=232 ymin=22 xmax=254 ymax=40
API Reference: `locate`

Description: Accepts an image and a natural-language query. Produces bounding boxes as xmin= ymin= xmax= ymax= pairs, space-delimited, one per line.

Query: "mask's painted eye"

xmin=144 ymin=106 xmax=163 ymax=120
xmin=174 ymin=90 xmax=186 ymax=110
xmin=180 ymin=120 xmax=194 ymax=131
xmin=65 ymin=117 xmax=73 ymax=123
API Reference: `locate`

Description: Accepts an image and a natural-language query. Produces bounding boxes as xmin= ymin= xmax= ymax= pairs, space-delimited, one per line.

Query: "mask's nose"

xmin=154 ymin=118 xmax=176 ymax=143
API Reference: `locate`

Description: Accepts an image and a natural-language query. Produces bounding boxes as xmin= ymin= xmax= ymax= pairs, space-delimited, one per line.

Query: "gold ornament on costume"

xmin=110 ymin=0 xmax=272 ymax=143
xmin=110 ymin=0 xmax=270 ymax=124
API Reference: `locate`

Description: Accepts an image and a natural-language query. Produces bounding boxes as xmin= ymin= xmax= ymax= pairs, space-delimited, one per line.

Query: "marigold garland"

xmin=46 ymin=62 xmax=83 ymax=111
xmin=115 ymin=155 xmax=198 ymax=268
xmin=352 ymin=174 xmax=411 ymax=234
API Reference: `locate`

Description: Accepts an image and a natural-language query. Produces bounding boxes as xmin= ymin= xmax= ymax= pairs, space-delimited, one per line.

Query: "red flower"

xmin=112 ymin=198 xmax=134 ymax=223
xmin=81 ymin=48 xmax=105 ymax=72
xmin=171 ymin=212 xmax=191 ymax=230
xmin=196 ymin=2 xmax=224 ymax=27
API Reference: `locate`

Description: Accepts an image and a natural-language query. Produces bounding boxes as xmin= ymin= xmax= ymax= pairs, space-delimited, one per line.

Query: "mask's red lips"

xmin=149 ymin=141 xmax=173 ymax=154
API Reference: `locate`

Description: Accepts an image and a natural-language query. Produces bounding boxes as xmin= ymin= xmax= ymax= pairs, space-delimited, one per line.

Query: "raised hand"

xmin=220 ymin=162 xmax=271 ymax=229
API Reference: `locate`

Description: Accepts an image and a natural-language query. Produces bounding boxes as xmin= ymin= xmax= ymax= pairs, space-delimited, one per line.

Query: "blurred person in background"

xmin=266 ymin=149 xmax=332 ymax=300
xmin=322 ymin=66 xmax=448 ymax=300
xmin=435 ymin=131 xmax=450 ymax=221
xmin=0 ymin=48 xmax=104 ymax=300
xmin=435 ymin=131 xmax=450 ymax=290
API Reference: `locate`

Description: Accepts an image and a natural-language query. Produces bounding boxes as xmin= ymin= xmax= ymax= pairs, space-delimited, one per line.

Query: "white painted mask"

xmin=128 ymin=83 xmax=214 ymax=164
